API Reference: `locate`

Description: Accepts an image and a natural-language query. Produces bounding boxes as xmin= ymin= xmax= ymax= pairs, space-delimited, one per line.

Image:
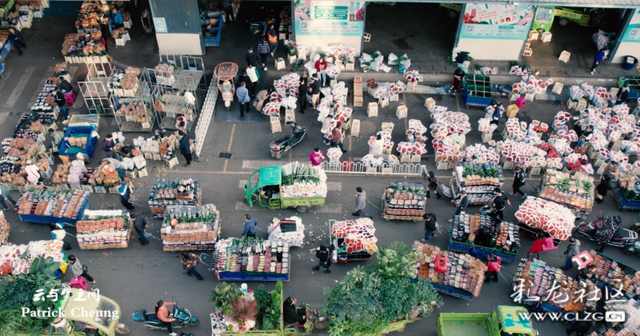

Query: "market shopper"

xmin=527 ymin=234 xmax=546 ymax=259
xmin=178 ymin=131 xmax=193 ymax=167
xmin=590 ymin=48 xmax=609 ymax=75
xmin=109 ymin=7 xmax=124 ymax=33
xmin=68 ymin=255 xmax=95 ymax=283
xmin=175 ymin=114 xmax=188 ymax=133
xmin=601 ymin=161 xmax=619 ymax=179
xmin=312 ymin=244 xmax=335 ymax=273
xmin=491 ymin=188 xmax=509 ymax=223
xmin=246 ymin=47 xmax=259 ymax=68
xmin=257 ymin=36 xmax=270 ymax=70
xmin=253 ymin=88 xmax=269 ymax=112
xmin=562 ymin=237 xmax=581 ymax=271
xmin=102 ymin=133 xmax=116 ymax=158
xmin=51 ymin=89 xmax=68 ymax=123
xmin=450 ymin=68 xmax=464 ymax=94
xmin=237 ymin=82 xmax=251 ymax=119
xmin=577 ymin=264 xmax=597 ymax=281
xmin=59 ymin=77 xmax=73 ymax=94
xmin=510 ymin=166 xmax=527 ymax=199
xmin=155 ymin=300 xmax=177 ymax=335
xmin=241 ymin=214 xmax=258 ymax=238
xmin=448 ymin=190 xmax=469 ymax=223
xmin=320 ymin=114 xmax=334 ymax=145
xmin=118 ymin=181 xmax=135 ymax=210
xmin=299 ymin=73 xmax=308 ymax=113
xmin=315 ymin=57 xmax=328 ymax=87
xmin=309 ymin=148 xmax=325 ymax=167
xmin=310 ymin=74 xmax=321 ymax=109
xmin=330 ymin=123 xmax=346 ymax=153
xmin=616 ymin=83 xmax=630 ymax=105
xmin=490 ymin=102 xmax=504 ymax=127
xmin=8 ymin=27 xmax=25 ymax=55
xmin=24 ymin=160 xmax=41 ymax=185
xmin=283 ymin=297 xmax=307 ymax=327
xmin=422 ymin=213 xmax=437 ymax=242
xmin=595 ymin=174 xmax=613 ymax=204
xmin=181 ymin=252 xmax=203 ymax=280
xmin=425 ymin=171 xmax=441 ymax=199
xmin=484 ymin=254 xmax=501 ymax=283
xmin=133 ymin=213 xmax=149 ymax=246
xmin=0 ymin=183 xmax=16 ymax=210
xmin=352 ymin=187 xmax=372 ymax=219
xmin=48 ymin=128 xmax=64 ymax=154
xmin=267 ymin=24 xmax=278 ymax=57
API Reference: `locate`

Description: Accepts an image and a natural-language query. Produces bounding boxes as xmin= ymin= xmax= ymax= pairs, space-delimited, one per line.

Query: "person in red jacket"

xmin=527 ymin=234 xmax=546 ymax=259
xmin=484 ymin=254 xmax=501 ymax=283
xmin=315 ymin=58 xmax=328 ymax=87
xmin=155 ymin=300 xmax=176 ymax=335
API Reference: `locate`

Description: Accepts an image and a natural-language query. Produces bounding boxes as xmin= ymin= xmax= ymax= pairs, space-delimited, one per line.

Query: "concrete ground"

xmin=3 ymin=10 xmax=640 ymax=336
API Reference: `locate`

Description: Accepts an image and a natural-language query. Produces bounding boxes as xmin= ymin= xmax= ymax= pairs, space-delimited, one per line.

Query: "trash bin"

xmin=622 ymin=55 xmax=638 ymax=70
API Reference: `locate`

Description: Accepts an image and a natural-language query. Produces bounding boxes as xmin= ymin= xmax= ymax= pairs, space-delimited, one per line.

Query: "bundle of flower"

xmin=262 ymin=101 xmax=281 ymax=116
xmin=326 ymin=147 xmax=342 ymax=161
xmin=397 ymin=142 xmax=427 ymax=156
xmin=478 ymin=118 xmax=497 ymax=133
xmin=361 ymin=154 xmax=384 ymax=167
xmin=564 ymin=153 xmax=594 ymax=174
xmin=509 ymin=65 xmax=528 ymax=76
xmin=359 ymin=51 xmax=391 ymax=72
xmin=325 ymin=64 xmax=342 ymax=79
xmin=537 ymin=143 xmax=560 ymax=159
xmin=405 ymin=70 xmax=423 ymax=83
xmin=273 ymin=73 xmax=300 ymax=99
xmin=407 ymin=119 xmax=428 ymax=143
xmin=463 ymin=144 xmax=500 ymax=164
xmin=332 ymin=218 xmax=378 ymax=254
xmin=515 ymin=197 xmax=575 ymax=241
xmin=588 ymin=130 xmax=610 ymax=152
xmin=430 ymin=111 xmax=472 ymax=135
xmin=498 ymin=140 xmax=547 ymax=168
xmin=434 ymin=143 xmax=464 ymax=164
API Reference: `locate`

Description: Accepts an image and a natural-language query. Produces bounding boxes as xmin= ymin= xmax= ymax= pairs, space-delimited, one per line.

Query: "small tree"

xmin=322 ymin=242 xmax=443 ymax=336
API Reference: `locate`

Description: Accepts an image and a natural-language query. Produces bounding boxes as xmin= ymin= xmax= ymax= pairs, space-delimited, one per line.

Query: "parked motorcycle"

xmin=249 ymin=11 xmax=276 ymax=35
xmin=573 ymin=215 xmax=638 ymax=255
xmin=270 ymin=121 xmax=307 ymax=160
xmin=132 ymin=302 xmax=199 ymax=331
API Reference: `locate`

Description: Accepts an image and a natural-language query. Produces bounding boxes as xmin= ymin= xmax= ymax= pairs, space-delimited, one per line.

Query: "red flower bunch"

xmin=537 ymin=143 xmax=559 ymax=159
xmin=355 ymin=7 xmax=365 ymax=21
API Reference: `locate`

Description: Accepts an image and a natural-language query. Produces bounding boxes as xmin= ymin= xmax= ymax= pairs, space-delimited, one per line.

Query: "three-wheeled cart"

xmin=245 ymin=166 xmax=326 ymax=213
xmin=18 ymin=198 xmax=89 ymax=225
xmin=448 ymin=233 xmax=518 ymax=263
xmin=437 ymin=306 xmax=538 ymax=336
xmin=613 ymin=181 xmax=640 ymax=211
xmin=329 ymin=219 xmax=373 ymax=264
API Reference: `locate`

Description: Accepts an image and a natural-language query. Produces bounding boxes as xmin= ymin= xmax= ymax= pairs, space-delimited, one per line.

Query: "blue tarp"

xmin=58 ymin=125 xmax=97 ymax=159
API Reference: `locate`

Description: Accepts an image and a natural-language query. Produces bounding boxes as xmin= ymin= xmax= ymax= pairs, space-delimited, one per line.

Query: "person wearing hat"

xmin=615 ymin=82 xmax=629 ymax=105
xmin=562 ymin=237 xmax=581 ymax=271
xmin=484 ymin=254 xmax=501 ymax=283
xmin=24 ymin=160 xmax=41 ymax=185
xmin=491 ymin=187 xmax=510 ymax=223
xmin=448 ymin=190 xmax=469 ymax=223
xmin=59 ymin=77 xmax=73 ymax=94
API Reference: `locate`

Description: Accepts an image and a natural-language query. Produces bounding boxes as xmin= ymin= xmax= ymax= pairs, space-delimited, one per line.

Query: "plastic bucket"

xmin=622 ymin=56 xmax=638 ymax=70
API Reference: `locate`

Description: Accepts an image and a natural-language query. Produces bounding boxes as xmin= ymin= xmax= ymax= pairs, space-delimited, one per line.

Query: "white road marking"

xmin=26 ymin=66 xmax=54 ymax=109
xmin=241 ymin=160 xmax=279 ymax=170
xmin=235 ymin=201 xmax=342 ymax=213
xmin=5 ymin=66 xmax=35 ymax=108
xmin=239 ymin=180 xmax=341 ymax=192
xmin=0 ymin=67 xmax=15 ymax=97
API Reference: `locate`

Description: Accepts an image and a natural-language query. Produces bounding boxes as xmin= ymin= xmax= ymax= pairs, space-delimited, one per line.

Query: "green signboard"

xmin=314 ymin=6 xmax=349 ymax=20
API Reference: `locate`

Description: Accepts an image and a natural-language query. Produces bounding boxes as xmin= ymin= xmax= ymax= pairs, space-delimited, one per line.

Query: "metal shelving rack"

xmin=79 ymin=62 xmax=114 ymax=116
xmin=113 ymin=80 xmax=155 ymax=133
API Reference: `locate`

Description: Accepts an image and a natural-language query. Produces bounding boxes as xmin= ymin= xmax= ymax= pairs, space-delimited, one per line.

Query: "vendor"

xmin=601 ymin=161 xmax=619 ymax=179
xmin=24 ymin=160 xmax=41 ymax=185
xmin=175 ymin=114 xmax=187 ymax=133
xmin=75 ymin=153 xmax=90 ymax=165
xmin=59 ymin=77 xmax=73 ymax=94
xmin=116 ymin=143 xmax=135 ymax=158
xmin=450 ymin=68 xmax=464 ymax=94
xmin=119 ymin=181 xmax=134 ymax=210
xmin=577 ymin=265 xmax=597 ymax=281
xmin=260 ymin=185 xmax=280 ymax=201
xmin=108 ymin=7 xmax=124 ymax=34
xmin=283 ymin=297 xmax=306 ymax=327
xmin=595 ymin=174 xmax=612 ymax=204
xmin=48 ymin=128 xmax=64 ymax=154
xmin=73 ymin=320 xmax=98 ymax=336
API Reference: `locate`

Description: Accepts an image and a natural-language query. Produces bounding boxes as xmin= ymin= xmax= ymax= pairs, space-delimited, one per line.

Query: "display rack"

xmin=193 ymin=74 xmax=218 ymax=157
xmin=79 ymin=63 xmax=114 ymax=116
xmin=201 ymin=11 xmax=222 ymax=47
xmin=114 ymin=81 xmax=154 ymax=133
xmin=150 ymin=87 xmax=196 ymax=131
xmin=451 ymin=163 xmax=504 ymax=205
xmin=381 ymin=181 xmax=427 ymax=221
xmin=158 ymin=54 xmax=207 ymax=90
xmin=535 ymin=169 xmax=594 ymax=220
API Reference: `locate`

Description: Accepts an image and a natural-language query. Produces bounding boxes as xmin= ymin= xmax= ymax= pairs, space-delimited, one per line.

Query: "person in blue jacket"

xmin=590 ymin=47 xmax=608 ymax=75
xmin=119 ymin=181 xmax=134 ymax=210
xmin=109 ymin=7 xmax=124 ymax=34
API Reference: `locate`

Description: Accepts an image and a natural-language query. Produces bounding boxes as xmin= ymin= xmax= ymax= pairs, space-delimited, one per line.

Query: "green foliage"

xmin=210 ymin=282 xmax=243 ymax=317
xmin=322 ymin=242 xmax=444 ymax=336
xmin=0 ymin=274 xmax=38 ymax=310
xmin=274 ymin=281 xmax=283 ymax=294
xmin=0 ymin=309 xmax=47 ymax=336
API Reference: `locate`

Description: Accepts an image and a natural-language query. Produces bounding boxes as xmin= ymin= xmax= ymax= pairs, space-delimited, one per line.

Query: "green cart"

xmin=437 ymin=305 xmax=538 ymax=336
xmin=245 ymin=166 xmax=325 ymax=213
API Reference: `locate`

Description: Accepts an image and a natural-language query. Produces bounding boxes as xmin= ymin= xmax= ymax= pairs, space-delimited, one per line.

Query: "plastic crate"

xmin=448 ymin=240 xmax=473 ymax=254
xmin=431 ymin=283 xmax=474 ymax=301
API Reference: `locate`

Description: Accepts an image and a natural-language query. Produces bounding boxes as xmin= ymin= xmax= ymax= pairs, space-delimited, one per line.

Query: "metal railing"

xmin=193 ymin=74 xmax=218 ymax=157
xmin=320 ymin=161 xmax=426 ymax=176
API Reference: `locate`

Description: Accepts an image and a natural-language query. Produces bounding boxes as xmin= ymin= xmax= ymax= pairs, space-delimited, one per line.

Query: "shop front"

xmin=612 ymin=9 xmax=640 ymax=64
xmin=149 ymin=0 xmax=204 ymax=55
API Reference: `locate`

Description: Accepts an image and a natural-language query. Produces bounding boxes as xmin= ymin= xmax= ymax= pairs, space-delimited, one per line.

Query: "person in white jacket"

xmin=24 ymin=160 xmax=41 ymax=184
xmin=320 ymin=114 xmax=334 ymax=145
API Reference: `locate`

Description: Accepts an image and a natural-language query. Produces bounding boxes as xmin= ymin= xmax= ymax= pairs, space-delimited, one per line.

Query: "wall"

xmin=612 ymin=9 xmax=640 ymax=64
xmin=293 ymin=0 xmax=365 ymax=55
xmin=149 ymin=0 xmax=203 ymax=55
xmin=455 ymin=3 xmax=533 ymax=60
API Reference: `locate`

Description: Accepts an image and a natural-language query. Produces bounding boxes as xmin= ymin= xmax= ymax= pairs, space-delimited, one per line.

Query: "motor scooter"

xmin=270 ymin=121 xmax=307 ymax=159
xmin=573 ymin=215 xmax=638 ymax=255
xmin=132 ymin=302 xmax=199 ymax=331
